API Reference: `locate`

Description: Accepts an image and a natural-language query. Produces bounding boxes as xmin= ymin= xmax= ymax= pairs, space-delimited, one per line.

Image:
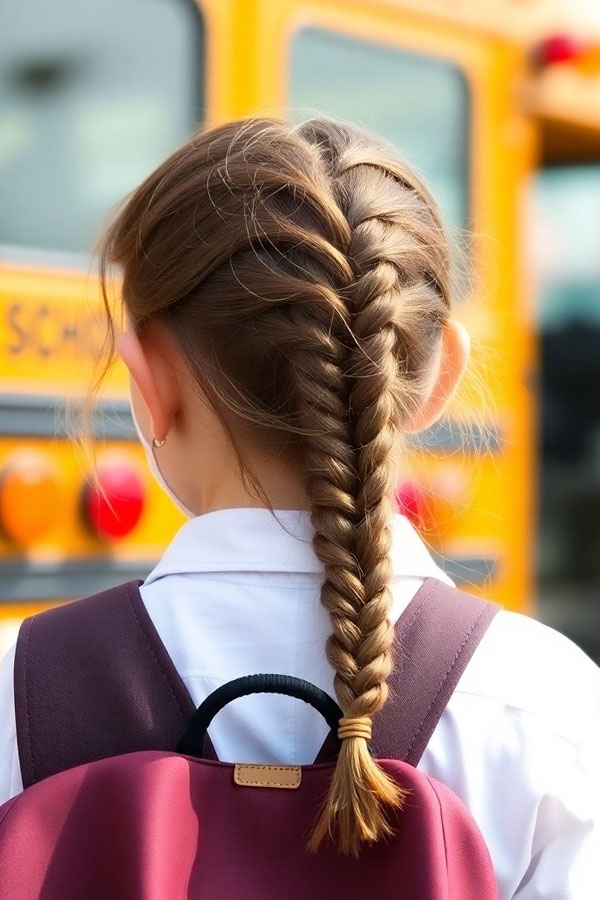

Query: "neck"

xmin=169 ymin=390 xmax=313 ymax=515
xmin=197 ymin=455 xmax=312 ymax=515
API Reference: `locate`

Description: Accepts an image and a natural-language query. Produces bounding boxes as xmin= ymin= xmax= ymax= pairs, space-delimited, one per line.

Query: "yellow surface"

xmin=0 ymin=265 xmax=127 ymax=397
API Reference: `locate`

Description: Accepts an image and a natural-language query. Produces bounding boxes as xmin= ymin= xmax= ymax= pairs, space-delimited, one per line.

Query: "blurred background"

xmin=0 ymin=0 xmax=599 ymax=662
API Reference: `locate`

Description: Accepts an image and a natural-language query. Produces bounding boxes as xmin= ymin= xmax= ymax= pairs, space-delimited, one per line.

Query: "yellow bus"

xmin=1 ymin=0 xmax=599 ymax=653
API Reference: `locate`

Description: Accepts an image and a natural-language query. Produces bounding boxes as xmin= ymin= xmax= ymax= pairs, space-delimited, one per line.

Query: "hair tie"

xmin=337 ymin=716 xmax=372 ymax=741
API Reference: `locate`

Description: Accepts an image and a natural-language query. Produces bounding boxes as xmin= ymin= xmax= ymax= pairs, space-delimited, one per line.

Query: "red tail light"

xmin=536 ymin=34 xmax=585 ymax=66
xmin=85 ymin=461 xmax=145 ymax=539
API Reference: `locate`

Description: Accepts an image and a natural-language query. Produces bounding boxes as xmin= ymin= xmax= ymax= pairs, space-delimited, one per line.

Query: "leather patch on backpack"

xmin=234 ymin=764 xmax=302 ymax=789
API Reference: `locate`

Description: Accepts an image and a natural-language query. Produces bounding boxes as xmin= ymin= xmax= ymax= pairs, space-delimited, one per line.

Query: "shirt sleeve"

xmin=0 ymin=641 xmax=24 ymax=808
xmin=513 ymin=676 xmax=600 ymax=899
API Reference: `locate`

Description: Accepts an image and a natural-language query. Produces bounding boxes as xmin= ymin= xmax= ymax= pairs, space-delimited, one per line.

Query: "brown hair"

xmin=94 ymin=115 xmax=451 ymax=856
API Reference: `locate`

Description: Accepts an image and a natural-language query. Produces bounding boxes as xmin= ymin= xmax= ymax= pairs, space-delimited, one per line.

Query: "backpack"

xmin=0 ymin=577 xmax=501 ymax=899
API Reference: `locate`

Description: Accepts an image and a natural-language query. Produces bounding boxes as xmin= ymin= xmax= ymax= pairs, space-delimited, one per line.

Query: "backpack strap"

xmin=374 ymin=577 xmax=500 ymax=766
xmin=14 ymin=577 xmax=500 ymax=787
xmin=14 ymin=580 xmax=210 ymax=788
xmin=314 ymin=577 xmax=501 ymax=766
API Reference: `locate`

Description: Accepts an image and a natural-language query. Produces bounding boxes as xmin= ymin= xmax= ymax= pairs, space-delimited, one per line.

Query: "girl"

xmin=0 ymin=116 xmax=599 ymax=897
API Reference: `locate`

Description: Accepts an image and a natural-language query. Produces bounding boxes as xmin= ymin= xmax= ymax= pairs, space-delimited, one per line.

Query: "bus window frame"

xmin=263 ymin=3 xmax=487 ymax=282
xmin=285 ymin=22 xmax=472 ymax=261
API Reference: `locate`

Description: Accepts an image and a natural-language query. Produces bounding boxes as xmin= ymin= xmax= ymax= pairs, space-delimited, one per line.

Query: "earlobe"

xmin=404 ymin=319 xmax=471 ymax=434
xmin=115 ymin=329 xmax=174 ymax=442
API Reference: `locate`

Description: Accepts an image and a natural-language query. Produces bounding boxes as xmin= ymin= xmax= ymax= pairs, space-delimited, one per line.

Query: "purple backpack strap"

xmin=14 ymin=580 xmax=208 ymax=788
xmin=14 ymin=576 xmax=500 ymax=788
xmin=373 ymin=577 xmax=500 ymax=765
xmin=315 ymin=577 xmax=501 ymax=765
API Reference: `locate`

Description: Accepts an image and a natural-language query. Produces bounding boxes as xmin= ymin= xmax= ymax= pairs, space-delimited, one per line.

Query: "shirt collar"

xmin=144 ymin=507 xmax=452 ymax=585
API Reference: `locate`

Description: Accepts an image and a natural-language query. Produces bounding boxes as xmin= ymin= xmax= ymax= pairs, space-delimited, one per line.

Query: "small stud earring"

xmin=152 ymin=437 xmax=166 ymax=448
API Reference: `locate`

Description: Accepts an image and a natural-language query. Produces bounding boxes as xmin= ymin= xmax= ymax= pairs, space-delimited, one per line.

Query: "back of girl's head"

xmin=97 ymin=115 xmax=452 ymax=857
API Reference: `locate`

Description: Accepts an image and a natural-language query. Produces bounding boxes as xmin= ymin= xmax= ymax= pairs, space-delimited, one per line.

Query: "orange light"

xmin=0 ymin=450 xmax=61 ymax=544
xmin=395 ymin=465 xmax=470 ymax=542
xmin=576 ymin=44 xmax=600 ymax=76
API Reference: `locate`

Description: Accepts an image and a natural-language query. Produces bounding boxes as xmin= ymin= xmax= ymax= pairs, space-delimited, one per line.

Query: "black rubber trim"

xmin=176 ymin=673 xmax=343 ymax=761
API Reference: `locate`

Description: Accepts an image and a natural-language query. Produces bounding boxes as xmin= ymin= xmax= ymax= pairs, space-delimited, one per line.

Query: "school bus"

xmin=1 ymin=0 xmax=600 ymax=654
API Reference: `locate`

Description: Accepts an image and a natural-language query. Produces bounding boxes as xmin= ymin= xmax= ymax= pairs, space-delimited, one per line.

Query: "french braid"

xmin=293 ymin=121 xmax=450 ymax=855
xmin=95 ymin=115 xmax=452 ymax=858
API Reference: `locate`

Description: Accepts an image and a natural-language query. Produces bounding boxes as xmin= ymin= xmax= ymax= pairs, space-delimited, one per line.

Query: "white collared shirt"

xmin=0 ymin=508 xmax=599 ymax=899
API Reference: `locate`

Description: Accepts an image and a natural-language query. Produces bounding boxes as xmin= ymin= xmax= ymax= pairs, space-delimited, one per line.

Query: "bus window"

xmin=289 ymin=26 xmax=470 ymax=274
xmin=0 ymin=0 xmax=204 ymax=256
xmin=530 ymin=165 xmax=600 ymax=662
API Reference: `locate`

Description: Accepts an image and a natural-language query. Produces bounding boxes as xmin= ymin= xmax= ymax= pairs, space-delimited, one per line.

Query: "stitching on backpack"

xmin=404 ymin=603 xmax=488 ymax=758
xmin=126 ymin=582 xmax=190 ymax=723
xmin=235 ymin=765 xmax=301 ymax=787
xmin=22 ymin=616 xmax=37 ymax=783
xmin=370 ymin=580 xmax=439 ymax=755
xmin=386 ymin=579 xmax=439 ymax=690
xmin=397 ymin=579 xmax=440 ymax=641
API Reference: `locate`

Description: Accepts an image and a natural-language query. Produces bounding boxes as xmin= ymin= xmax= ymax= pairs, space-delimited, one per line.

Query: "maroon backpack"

xmin=0 ymin=577 xmax=501 ymax=899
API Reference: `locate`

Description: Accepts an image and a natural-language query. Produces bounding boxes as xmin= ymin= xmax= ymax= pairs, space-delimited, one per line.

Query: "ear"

xmin=116 ymin=326 xmax=180 ymax=442
xmin=404 ymin=318 xmax=471 ymax=434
